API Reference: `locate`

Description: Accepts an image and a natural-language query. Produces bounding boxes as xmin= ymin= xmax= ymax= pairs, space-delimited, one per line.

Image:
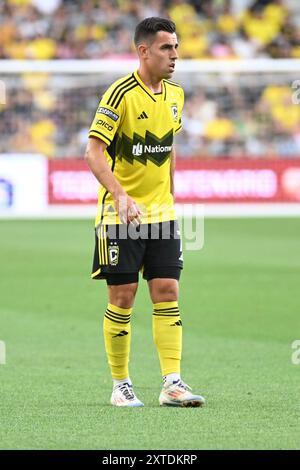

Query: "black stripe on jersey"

xmin=136 ymin=81 xmax=156 ymax=102
xmin=89 ymin=130 xmax=112 ymax=144
xmin=110 ymin=78 xmax=136 ymax=108
xmin=109 ymin=77 xmax=136 ymax=108
xmin=99 ymin=192 xmax=108 ymax=225
xmin=164 ymin=79 xmax=181 ymax=88
xmin=112 ymin=82 xmax=137 ymax=109
xmin=163 ymin=81 xmax=167 ymax=101
xmin=107 ymin=75 xmax=135 ymax=106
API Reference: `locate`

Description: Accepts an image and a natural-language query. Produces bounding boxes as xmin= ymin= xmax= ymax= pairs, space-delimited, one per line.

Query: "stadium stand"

xmin=1 ymin=0 xmax=300 ymax=60
xmin=1 ymin=0 xmax=300 ymax=159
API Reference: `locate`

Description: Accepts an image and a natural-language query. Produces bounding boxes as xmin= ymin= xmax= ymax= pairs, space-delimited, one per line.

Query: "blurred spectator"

xmin=1 ymin=0 xmax=299 ymax=59
xmin=1 ymin=0 xmax=300 ymax=159
xmin=1 ymin=69 xmax=300 ymax=159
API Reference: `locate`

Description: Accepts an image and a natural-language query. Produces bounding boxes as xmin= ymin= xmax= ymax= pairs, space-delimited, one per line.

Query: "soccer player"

xmin=85 ymin=17 xmax=205 ymax=407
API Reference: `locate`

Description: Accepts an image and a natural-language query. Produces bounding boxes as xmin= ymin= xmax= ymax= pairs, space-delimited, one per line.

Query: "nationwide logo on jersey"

xmin=116 ymin=129 xmax=173 ymax=167
xmin=132 ymin=142 xmax=143 ymax=157
xmin=108 ymin=246 xmax=119 ymax=265
xmin=171 ymin=104 xmax=178 ymax=122
xmin=132 ymin=142 xmax=172 ymax=157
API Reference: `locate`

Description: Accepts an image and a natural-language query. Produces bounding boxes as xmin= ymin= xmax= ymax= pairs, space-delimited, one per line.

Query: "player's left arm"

xmin=170 ymin=146 xmax=176 ymax=196
xmin=170 ymin=86 xmax=184 ymax=196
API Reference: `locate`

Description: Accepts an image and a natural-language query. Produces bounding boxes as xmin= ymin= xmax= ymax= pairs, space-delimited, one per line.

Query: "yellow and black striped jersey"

xmin=89 ymin=70 xmax=184 ymax=225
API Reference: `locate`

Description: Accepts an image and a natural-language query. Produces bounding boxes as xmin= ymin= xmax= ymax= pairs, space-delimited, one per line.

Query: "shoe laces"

xmin=118 ymin=382 xmax=135 ymax=400
xmin=169 ymin=379 xmax=192 ymax=391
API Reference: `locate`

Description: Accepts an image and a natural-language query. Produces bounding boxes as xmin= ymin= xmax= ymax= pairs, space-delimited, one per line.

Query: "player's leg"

xmin=91 ymin=224 xmax=146 ymax=407
xmin=105 ymin=277 xmax=138 ymax=383
xmin=148 ymin=275 xmax=181 ymax=379
xmin=144 ymin=221 xmax=205 ymax=407
xmin=104 ymin=275 xmax=144 ymax=407
xmin=147 ymin=275 xmax=205 ymax=407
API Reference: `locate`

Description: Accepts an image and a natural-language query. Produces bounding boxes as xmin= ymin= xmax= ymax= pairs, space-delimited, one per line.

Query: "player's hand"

xmin=113 ymin=192 xmax=142 ymax=226
xmin=127 ymin=202 xmax=142 ymax=226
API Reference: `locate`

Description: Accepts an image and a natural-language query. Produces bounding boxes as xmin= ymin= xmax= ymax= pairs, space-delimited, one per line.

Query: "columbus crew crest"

xmin=171 ymin=104 xmax=178 ymax=122
xmin=108 ymin=245 xmax=119 ymax=265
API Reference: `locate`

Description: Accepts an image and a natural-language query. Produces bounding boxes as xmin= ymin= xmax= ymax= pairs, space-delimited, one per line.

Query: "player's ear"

xmin=137 ymin=43 xmax=149 ymax=59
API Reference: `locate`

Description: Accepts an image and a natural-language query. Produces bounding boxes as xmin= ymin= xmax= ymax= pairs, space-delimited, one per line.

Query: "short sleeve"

xmin=174 ymin=87 xmax=184 ymax=135
xmin=89 ymin=84 xmax=125 ymax=146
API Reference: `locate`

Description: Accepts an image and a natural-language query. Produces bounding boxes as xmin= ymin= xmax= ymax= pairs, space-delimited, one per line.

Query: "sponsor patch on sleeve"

xmin=97 ymin=106 xmax=119 ymax=122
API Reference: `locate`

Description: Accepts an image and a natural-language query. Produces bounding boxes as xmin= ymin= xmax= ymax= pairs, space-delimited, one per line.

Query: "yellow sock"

xmin=152 ymin=301 xmax=182 ymax=376
xmin=103 ymin=303 xmax=132 ymax=380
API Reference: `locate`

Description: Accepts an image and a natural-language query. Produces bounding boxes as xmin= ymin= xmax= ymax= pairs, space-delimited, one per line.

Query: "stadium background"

xmin=1 ymin=0 xmax=300 ymax=450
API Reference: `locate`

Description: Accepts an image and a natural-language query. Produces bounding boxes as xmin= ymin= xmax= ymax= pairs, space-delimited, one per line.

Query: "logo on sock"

xmin=171 ymin=320 xmax=182 ymax=326
xmin=113 ymin=330 xmax=129 ymax=338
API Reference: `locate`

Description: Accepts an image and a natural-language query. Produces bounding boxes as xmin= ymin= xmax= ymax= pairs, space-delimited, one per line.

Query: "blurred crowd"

xmin=177 ymin=80 xmax=300 ymax=158
xmin=1 ymin=0 xmax=300 ymax=159
xmin=1 ymin=0 xmax=300 ymax=59
xmin=1 ymin=72 xmax=300 ymax=159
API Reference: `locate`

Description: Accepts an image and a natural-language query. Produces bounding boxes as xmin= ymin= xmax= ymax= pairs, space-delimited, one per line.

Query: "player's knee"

xmin=150 ymin=279 xmax=178 ymax=303
xmin=108 ymin=283 xmax=138 ymax=308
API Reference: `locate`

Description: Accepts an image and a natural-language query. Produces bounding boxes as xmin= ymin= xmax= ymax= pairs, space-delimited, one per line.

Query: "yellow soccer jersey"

xmin=89 ymin=70 xmax=184 ymax=225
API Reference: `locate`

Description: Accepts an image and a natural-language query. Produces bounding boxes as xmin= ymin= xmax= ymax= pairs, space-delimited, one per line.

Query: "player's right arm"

xmin=85 ymin=137 xmax=141 ymax=225
xmin=85 ymin=78 xmax=142 ymax=225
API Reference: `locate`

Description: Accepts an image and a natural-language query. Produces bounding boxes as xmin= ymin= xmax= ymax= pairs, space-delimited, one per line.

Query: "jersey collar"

xmin=133 ymin=70 xmax=160 ymax=103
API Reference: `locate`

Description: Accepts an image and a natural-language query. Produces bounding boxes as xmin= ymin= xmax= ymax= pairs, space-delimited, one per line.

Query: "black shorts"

xmin=91 ymin=220 xmax=183 ymax=284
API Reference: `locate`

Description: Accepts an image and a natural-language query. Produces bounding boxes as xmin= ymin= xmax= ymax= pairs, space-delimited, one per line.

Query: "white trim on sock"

xmin=163 ymin=373 xmax=181 ymax=385
xmin=113 ymin=378 xmax=132 ymax=389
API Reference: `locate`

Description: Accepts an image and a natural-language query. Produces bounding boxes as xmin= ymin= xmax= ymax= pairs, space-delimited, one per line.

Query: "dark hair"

xmin=134 ymin=17 xmax=176 ymax=46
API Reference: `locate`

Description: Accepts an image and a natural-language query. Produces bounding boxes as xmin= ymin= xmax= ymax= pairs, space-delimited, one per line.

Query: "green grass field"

xmin=0 ymin=218 xmax=300 ymax=450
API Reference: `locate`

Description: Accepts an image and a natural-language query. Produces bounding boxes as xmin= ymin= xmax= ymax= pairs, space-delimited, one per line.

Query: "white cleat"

xmin=159 ymin=380 xmax=205 ymax=407
xmin=110 ymin=382 xmax=144 ymax=407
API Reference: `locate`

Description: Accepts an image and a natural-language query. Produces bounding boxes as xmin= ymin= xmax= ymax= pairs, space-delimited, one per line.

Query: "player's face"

xmin=146 ymin=31 xmax=179 ymax=79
